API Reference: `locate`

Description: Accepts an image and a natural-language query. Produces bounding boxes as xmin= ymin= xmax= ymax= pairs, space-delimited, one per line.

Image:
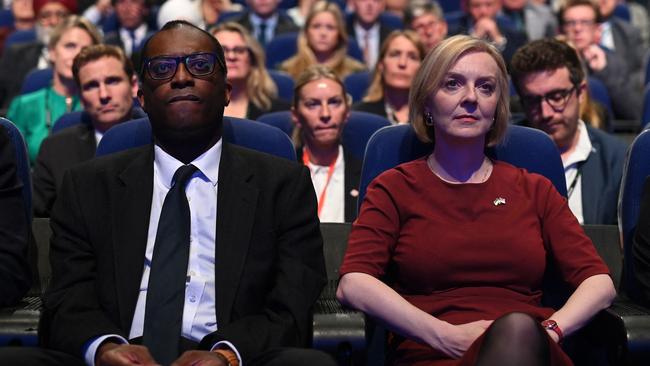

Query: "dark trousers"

xmin=0 ymin=346 xmax=338 ymax=366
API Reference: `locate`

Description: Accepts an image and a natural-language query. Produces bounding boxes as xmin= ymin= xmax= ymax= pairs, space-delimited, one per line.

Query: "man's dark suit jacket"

xmin=345 ymin=16 xmax=396 ymax=58
xmin=40 ymin=142 xmax=327 ymax=362
xmin=447 ymin=14 xmax=528 ymax=65
xmin=0 ymin=126 xmax=31 ymax=307
xmin=32 ymin=121 xmax=96 ymax=218
xmin=296 ymin=146 xmax=361 ymax=222
xmin=0 ymin=41 xmax=42 ymax=111
xmin=227 ymin=11 xmax=299 ymax=42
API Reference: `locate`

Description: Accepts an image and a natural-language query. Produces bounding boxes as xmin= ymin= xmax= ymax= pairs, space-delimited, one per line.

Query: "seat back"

xmin=344 ymin=71 xmax=371 ymax=102
xmin=588 ymin=76 xmax=615 ymax=118
xmin=3 ymin=29 xmax=36 ymax=52
xmin=619 ymin=129 xmax=650 ymax=299
xmin=359 ymin=124 xmax=567 ymax=207
xmin=265 ymin=32 xmax=299 ymax=69
xmin=96 ymin=116 xmax=297 ymax=161
xmin=268 ymin=70 xmax=295 ymax=101
xmin=642 ymin=84 xmax=650 ymax=129
xmin=51 ymin=111 xmax=85 ymax=133
xmin=20 ymin=68 xmax=53 ymax=95
xmin=256 ymin=110 xmax=391 ymax=160
xmin=0 ymin=118 xmax=31 ymax=222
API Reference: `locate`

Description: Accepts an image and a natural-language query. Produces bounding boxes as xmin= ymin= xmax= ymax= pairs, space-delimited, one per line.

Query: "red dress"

xmin=339 ymin=158 xmax=610 ymax=365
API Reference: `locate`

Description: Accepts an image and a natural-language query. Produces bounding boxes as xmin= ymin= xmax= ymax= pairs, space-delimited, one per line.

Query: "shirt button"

xmin=187 ymin=197 xmax=191 ymax=202
xmin=189 ymin=295 xmax=197 ymax=303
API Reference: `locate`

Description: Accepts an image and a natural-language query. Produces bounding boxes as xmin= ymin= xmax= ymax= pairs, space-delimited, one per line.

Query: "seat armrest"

xmin=0 ymin=296 xmax=41 ymax=346
xmin=592 ymin=298 xmax=650 ymax=365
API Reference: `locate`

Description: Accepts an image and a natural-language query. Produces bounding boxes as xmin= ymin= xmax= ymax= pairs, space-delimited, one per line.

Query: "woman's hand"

xmin=430 ymin=320 xmax=493 ymax=359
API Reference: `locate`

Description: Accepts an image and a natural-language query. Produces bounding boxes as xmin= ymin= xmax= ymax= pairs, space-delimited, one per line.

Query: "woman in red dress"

xmin=336 ymin=35 xmax=616 ymax=366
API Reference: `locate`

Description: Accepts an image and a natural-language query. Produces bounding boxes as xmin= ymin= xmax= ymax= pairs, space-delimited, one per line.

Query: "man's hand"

xmin=582 ymin=45 xmax=607 ymax=72
xmin=171 ymin=350 xmax=229 ymax=366
xmin=432 ymin=320 xmax=493 ymax=359
xmin=472 ymin=18 xmax=505 ymax=44
xmin=96 ymin=343 xmax=159 ymax=366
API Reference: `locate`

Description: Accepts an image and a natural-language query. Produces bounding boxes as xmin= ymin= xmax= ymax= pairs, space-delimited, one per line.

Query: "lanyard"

xmin=303 ymin=148 xmax=337 ymax=217
xmin=567 ymin=161 xmax=585 ymax=198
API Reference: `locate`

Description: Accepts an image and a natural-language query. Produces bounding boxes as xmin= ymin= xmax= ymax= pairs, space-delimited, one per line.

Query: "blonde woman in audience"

xmin=211 ymin=22 xmax=290 ymax=119
xmin=353 ymin=30 xmax=425 ymax=124
xmin=292 ymin=65 xmax=361 ymax=223
xmin=281 ymin=1 xmax=366 ymax=80
xmin=8 ymin=15 xmax=101 ymax=162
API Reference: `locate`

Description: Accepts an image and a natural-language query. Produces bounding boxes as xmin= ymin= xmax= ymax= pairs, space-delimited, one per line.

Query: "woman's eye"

xmin=478 ymin=83 xmax=495 ymax=95
xmin=444 ymin=79 xmax=461 ymax=90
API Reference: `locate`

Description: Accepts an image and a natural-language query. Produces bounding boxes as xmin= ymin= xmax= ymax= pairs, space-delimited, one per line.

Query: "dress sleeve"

xmin=339 ymin=171 xmax=401 ymax=279
xmin=538 ymin=177 xmax=610 ymax=288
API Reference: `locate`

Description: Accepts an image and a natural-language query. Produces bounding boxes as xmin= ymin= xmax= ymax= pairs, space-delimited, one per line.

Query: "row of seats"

xmin=1 ymin=114 xmax=650 ymax=363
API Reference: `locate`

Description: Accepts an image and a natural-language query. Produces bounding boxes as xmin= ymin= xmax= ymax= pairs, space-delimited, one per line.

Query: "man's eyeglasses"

xmin=521 ymin=86 xmax=577 ymax=112
xmin=222 ymin=46 xmax=249 ymax=56
xmin=143 ymin=52 xmax=224 ymax=80
xmin=563 ymin=19 xmax=596 ymax=28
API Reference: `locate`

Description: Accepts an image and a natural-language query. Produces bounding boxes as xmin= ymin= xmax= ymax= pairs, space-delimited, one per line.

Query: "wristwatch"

xmin=541 ymin=319 xmax=563 ymax=342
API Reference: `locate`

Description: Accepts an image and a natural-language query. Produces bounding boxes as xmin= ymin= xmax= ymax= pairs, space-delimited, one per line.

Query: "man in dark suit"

xmin=2 ymin=20 xmax=333 ymax=366
xmin=32 ymin=44 xmax=143 ymax=218
xmin=103 ymin=0 xmax=156 ymax=67
xmin=227 ymin=0 xmax=298 ymax=47
xmin=447 ymin=0 xmax=528 ymax=65
xmin=511 ymin=38 xmax=627 ymax=225
xmin=346 ymin=0 xmax=397 ymax=69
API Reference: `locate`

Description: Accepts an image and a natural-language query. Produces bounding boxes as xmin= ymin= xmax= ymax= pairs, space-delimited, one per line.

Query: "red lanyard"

xmin=303 ymin=148 xmax=337 ymax=217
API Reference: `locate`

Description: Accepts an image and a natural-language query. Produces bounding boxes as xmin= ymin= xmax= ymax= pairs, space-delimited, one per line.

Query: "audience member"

xmin=287 ymin=0 xmax=317 ymax=27
xmin=0 ymin=125 xmax=31 ymax=307
xmin=211 ymin=22 xmax=289 ymax=119
xmin=447 ymin=0 xmax=528 ymax=64
xmin=227 ymin=0 xmax=299 ymax=47
xmin=7 ymin=15 xmax=101 ymax=163
xmin=292 ymin=65 xmax=361 ymax=223
xmin=0 ymin=0 xmax=76 ymax=111
xmin=103 ymin=0 xmax=154 ymax=63
xmin=201 ymin=0 xmax=242 ymax=28
xmin=385 ymin=0 xmax=408 ymax=19
xmin=157 ymin=0 xmax=206 ymax=29
xmin=32 ymin=45 xmax=141 ymax=217
xmin=405 ymin=0 xmax=448 ymax=51
xmin=597 ymin=0 xmax=646 ymax=84
xmin=501 ymin=0 xmax=557 ymax=40
xmin=511 ymin=38 xmax=626 ymax=225
xmin=346 ymin=0 xmax=397 ymax=69
xmin=337 ymin=34 xmax=615 ymax=366
xmin=0 ymin=0 xmax=35 ymax=54
xmin=0 ymin=20 xmax=334 ymax=366
xmin=559 ymin=0 xmax=642 ymax=121
xmin=353 ymin=30 xmax=424 ymax=124
xmin=281 ymin=1 xmax=365 ymax=80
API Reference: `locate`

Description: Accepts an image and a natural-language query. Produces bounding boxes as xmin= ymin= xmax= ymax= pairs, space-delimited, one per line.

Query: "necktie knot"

xmin=173 ymin=164 xmax=197 ymax=190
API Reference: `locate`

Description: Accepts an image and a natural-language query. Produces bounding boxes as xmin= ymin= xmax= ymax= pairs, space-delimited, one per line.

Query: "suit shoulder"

xmin=227 ymin=143 xmax=303 ymax=175
xmin=67 ymin=145 xmax=150 ymax=177
xmin=586 ymin=125 xmax=627 ymax=156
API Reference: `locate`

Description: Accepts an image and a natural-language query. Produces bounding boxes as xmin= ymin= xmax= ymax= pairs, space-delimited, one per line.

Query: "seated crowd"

xmin=0 ymin=0 xmax=650 ymax=365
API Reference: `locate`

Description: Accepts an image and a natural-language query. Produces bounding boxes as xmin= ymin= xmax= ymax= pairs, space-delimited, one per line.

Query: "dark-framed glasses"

xmin=521 ymin=86 xmax=577 ymax=112
xmin=143 ymin=52 xmax=221 ymax=80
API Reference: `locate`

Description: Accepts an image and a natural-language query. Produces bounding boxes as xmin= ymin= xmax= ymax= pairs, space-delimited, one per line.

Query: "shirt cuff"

xmin=210 ymin=340 xmax=243 ymax=366
xmin=83 ymin=334 xmax=129 ymax=366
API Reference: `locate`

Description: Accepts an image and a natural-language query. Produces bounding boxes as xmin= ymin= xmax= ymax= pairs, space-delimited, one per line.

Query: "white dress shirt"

xmin=353 ymin=22 xmax=380 ymax=69
xmin=305 ymin=145 xmax=345 ymax=223
xmin=250 ymin=12 xmax=279 ymax=44
xmin=119 ymin=24 xmax=149 ymax=57
xmin=562 ymin=120 xmax=592 ymax=225
xmin=85 ymin=140 xmax=242 ymax=365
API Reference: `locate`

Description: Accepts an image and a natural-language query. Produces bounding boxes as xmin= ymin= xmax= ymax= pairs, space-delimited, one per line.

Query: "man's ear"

xmin=224 ymin=81 xmax=232 ymax=106
xmin=577 ymin=81 xmax=587 ymax=105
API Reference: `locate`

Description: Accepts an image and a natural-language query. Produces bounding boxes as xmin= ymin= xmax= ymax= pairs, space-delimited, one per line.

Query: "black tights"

xmin=475 ymin=312 xmax=551 ymax=366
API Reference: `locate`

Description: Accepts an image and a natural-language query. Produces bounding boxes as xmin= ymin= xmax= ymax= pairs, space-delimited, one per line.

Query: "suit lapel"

xmin=112 ymin=146 xmax=155 ymax=330
xmin=215 ymin=143 xmax=258 ymax=324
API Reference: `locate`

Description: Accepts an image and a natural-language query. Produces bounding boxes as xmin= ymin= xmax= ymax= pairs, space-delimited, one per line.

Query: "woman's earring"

xmin=424 ymin=112 xmax=434 ymax=126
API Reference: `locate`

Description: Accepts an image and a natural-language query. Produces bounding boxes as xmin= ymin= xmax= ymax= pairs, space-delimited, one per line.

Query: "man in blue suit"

xmin=511 ymin=38 xmax=627 ymax=225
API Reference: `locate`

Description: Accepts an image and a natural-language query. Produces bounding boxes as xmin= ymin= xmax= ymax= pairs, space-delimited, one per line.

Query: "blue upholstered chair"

xmin=0 ymin=118 xmax=31 ymax=222
xmin=256 ymin=110 xmax=391 ymax=160
xmin=3 ymin=28 xmax=36 ymax=52
xmin=265 ymin=32 xmax=299 ymax=69
xmin=0 ymin=9 xmax=13 ymax=27
xmin=52 ymin=106 xmax=147 ymax=134
xmin=20 ymin=68 xmax=53 ymax=95
xmin=359 ymin=124 xmax=567 ymax=205
xmin=344 ymin=71 xmax=371 ymax=102
xmin=97 ymin=116 xmax=296 ymax=161
xmin=268 ymin=70 xmax=295 ymax=101
xmin=642 ymin=84 xmax=650 ymax=128
xmin=587 ymin=76 xmax=615 ymax=118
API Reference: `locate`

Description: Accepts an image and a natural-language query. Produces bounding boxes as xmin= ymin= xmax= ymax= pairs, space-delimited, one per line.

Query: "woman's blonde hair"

xmin=210 ymin=22 xmax=278 ymax=111
xmin=364 ymin=30 xmax=426 ymax=103
xmin=282 ymin=1 xmax=363 ymax=80
xmin=410 ymin=35 xmax=509 ymax=146
xmin=48 ymin=15 xmax=102 ymax=49
xmin=291 ymin=65 xmax=351 ymax=146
